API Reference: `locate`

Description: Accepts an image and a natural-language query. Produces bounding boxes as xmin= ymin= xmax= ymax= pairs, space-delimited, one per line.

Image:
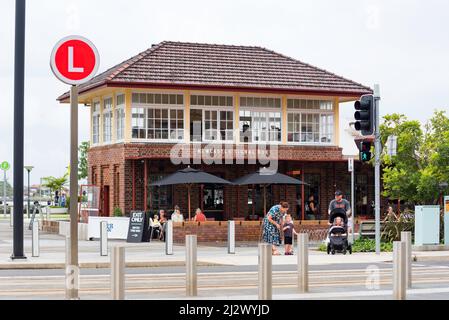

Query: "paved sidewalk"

xmin=1 ymin=221 xmax=448 ymax=269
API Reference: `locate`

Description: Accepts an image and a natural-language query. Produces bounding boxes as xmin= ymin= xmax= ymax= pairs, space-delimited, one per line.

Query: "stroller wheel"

xmin=327 ymin=245 xmax=331 ymax=255
xmin=349 ymin=246 xmax=353 ymax=255
xmin=331 ymin=250 xmax=336 ymax=255
xmin=343 ymin=249 xmax=347 ymax=255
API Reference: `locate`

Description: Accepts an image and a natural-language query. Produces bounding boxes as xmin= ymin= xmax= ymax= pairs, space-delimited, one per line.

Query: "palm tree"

xmin=42 ymin=174 xmax=69 ymax=206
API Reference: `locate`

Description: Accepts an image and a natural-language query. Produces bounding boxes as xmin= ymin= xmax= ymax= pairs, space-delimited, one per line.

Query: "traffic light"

xmin=361 ymin=141 xmax=372 ymax=162
xmin=354 ymin=95 xmax=375 ymax=136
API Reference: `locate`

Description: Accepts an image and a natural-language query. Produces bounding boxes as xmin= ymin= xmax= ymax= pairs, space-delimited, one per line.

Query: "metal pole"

xmin=186 ymin=235 xmax=197 ymax=297
xmin=12 ymin=0 xmax=26 ymax=261
xmin=351 ymin=166 xmax=355 ymax=244
xmin=166 ymin=220 xmax=173 ymax=256
xmin=228 ymin=220 xmax=235 ymax=254
xmin=111 ymin=245 xmax=125 ymax=300
xmin=374 ymin=84 xmax=382 ymax=255
xmin=67 ymin=85 xmax=79 ymax=299
xmin=3 ymin=171 xmax=6 ymax=218
xmin=298 ymin=233 xmax=309 ymax=293
xmin=100 ymin=221 xmax=108 ymax=257
xmin=27 ymin=169 xmax=30 ymax=219
xmin=32 ymin=220 xmax=39 ymax=257
xmin=401 ymin=231 xmax=412 ymax=289
xmin=258 ymin=243 xmax=272 ymax=300
xmin=393 ymin=241 xmax=406 ymax=300
xmin=65 ymin=236 xmax=79 ymax=300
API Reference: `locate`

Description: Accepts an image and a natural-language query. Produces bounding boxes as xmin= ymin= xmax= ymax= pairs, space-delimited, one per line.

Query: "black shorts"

xmin=284 ymin=236 xmax=293 ymax=245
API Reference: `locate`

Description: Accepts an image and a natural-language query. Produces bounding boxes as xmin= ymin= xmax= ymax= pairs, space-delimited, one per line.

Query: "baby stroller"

xmin=327 ymin=208 xmax=352 ymax=255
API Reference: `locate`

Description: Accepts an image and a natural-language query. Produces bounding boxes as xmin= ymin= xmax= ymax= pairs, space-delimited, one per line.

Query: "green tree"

xmin=380 ymin=111 xmax=449 ymax=205
xmin=0 ymin=180 xmax=13 ymax=197
xmin=42 ymin=174 xmax=69 ymax=201
xmin=78 ymin=141 xmax=90 ymax=181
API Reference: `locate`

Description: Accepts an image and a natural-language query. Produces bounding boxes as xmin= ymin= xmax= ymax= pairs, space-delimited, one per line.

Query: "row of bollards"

xmin=106 ymin=226 xmax=412 ymax=300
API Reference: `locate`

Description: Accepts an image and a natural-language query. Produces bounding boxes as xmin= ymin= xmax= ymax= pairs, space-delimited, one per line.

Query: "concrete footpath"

xmin=0 ymin=220 xmax=448 ymax=270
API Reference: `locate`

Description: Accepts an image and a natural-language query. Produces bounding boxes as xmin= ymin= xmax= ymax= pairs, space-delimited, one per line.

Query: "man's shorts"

xmin=284 ymin=236 xmax=293 ymax=245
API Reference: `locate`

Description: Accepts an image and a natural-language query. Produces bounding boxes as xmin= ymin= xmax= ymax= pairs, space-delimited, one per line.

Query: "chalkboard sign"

xmin=127 ymin=212 xmax=150 ymax=243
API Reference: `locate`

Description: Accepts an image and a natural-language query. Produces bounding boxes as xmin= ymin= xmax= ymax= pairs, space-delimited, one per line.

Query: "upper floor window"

xmin=103 ymin=98 xmax=113 ymax=143
xmin=191 ymin=95 xmax=233 ymax=107
xmin=287 ymin=99 xmax=334 ymax=144
xmin=116 ymin=94 xmax=125 ymax=141
xmin=239 ymin=97 xmax=282 ymax=144
xmin=92 ymin=101 xmax=100 ymax=145
xmin=131 ymin=92 xmax=185 ymax=142
xmin=132 ymin=93 xmax=184 ymax=106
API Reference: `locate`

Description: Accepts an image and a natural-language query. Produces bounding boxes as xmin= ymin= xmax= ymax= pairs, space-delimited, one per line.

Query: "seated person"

xmin=150 ymin=214 xmax=162 ymax=239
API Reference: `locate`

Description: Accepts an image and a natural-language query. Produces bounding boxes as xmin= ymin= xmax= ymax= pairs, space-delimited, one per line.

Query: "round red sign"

xmin=50 ymin=36 xmax=100 ymax=85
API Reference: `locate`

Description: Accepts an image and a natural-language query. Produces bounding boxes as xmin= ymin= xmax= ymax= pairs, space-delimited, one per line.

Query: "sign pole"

xmin=374 ymin=85 xmax=382 ymax=255
xmin=12 ymin=0 xmax=27 ymax=260
xmin=349 ymin=158 xmax=355 ymax=244
xmin=3 ymin=170 xmax=6 ymax=219
xmin=66 ymin=85 xmax=79 ymax=299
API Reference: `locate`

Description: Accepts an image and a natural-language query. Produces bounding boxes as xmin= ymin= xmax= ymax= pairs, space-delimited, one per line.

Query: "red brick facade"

xmin=88 ymin=143 xmax=379 ymax=220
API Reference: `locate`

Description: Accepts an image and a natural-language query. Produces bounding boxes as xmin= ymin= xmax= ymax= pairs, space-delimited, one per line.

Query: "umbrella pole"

xmin=188 ymin=185 xmax=191 ymax=221
xmin=264 ymin=186 xmax=267 ymax=216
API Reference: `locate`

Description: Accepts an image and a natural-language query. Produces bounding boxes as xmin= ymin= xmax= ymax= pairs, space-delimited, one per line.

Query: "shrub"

xmin=318 ymin=239 xmax=393 ymax=253
xmin=381 ymin=210 xmax=414 ymax=243
xmin=114 ymin=207 xmax=123 ymax=217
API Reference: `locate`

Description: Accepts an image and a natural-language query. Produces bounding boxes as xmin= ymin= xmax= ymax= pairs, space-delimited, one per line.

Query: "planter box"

xmin=47 ymin=207 xmax=68 ymax=215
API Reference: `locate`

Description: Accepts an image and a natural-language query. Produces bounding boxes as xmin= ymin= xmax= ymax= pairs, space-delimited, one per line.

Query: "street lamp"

xmin=24 ymin=166 xmax=34 ymax=219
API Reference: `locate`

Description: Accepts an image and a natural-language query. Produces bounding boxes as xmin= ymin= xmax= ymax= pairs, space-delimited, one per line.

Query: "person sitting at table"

xmin=149 ymin=214 xmax=162 ymax=240
xmin=159 ymin=210 xmax=167 ymax=241
xmin=193 ymin=208 xmax=207 ymax=222
xmin=171 ymin=206 xmax=184 ymax=223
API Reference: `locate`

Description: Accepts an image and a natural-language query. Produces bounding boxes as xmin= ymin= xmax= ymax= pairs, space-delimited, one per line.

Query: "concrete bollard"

xmin=298 ymin=233 xmax=309 ymax=293
xmin=32 ymin=220 xmax=39 ymax=257
xmin=228 ymin=221 xmax=236 ymax=254
xmin=166 ymin=220 xmax=173 ymax=256
xmin=111 ymin=245 xmax=125 ymax=300
xmin=100 ymin=221 xmax=108 ymax=257
xmin=186 ymin=235 xmax=198 ymax=297
xmin=10 ymin=207 xmax=13 ymax=227
xmin=401 ymin=231 xmax=412 ymax=289
xmin=258 ymin=243 xmax=272 ymax=300
xmin=393 ymin=241 xmax=407 ymax=300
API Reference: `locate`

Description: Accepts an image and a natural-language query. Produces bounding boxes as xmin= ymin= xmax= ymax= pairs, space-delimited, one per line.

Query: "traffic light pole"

xmin=374 ymin=85 xmax=382 ymax=255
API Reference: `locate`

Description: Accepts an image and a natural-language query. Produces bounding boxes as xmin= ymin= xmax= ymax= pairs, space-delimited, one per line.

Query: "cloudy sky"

xmin=0 ymin=0 xmax=448 ymax=185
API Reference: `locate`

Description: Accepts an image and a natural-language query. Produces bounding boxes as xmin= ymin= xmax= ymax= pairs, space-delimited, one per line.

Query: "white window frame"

xmin=239 ymin=108 xmax=283 ymax=145
xmin=287 ymin=99 xmax=335 ymax=146
xmin=92 ymin=100 xmax=101 ymax=146
xmin=201 ymin=107 xmax=235 ymax=143
xmin=131 ymin=92 xmax=185 ymax=143
xmin=103 ymin=97 xmax=113 ymax=143
xmin=115 ymin=93 xmax=125 ymax=142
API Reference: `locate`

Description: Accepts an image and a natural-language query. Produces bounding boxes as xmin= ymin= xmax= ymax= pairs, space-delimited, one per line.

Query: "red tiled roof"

xmin=58 ymin=41 xmax=372 ymax=101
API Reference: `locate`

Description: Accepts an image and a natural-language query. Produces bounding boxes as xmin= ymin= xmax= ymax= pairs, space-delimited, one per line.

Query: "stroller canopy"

xmin=329 ymin=208 xmax=348 ymax=225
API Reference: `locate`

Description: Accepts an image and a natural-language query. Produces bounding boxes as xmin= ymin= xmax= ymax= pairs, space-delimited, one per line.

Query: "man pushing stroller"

xmin=326 ymin=190 xmax=353 ymax=255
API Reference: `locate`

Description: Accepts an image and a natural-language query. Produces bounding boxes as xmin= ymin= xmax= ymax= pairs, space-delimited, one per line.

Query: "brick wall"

xmin=173 ymin=221 xmax=329 ymax=243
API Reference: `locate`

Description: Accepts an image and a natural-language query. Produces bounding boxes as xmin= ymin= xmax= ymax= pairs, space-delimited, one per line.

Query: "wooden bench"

xmin=359 ymin=220 xmax=385 ymax=239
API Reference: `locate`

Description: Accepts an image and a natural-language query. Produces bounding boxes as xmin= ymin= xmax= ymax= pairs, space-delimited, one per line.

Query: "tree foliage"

xmin=42 ymin=174 xmax=69 ymax=195
xmin=78 ymin=141 xmax=90 ymax=181
xmin=380 ymin=111 xmax=449 ymax=205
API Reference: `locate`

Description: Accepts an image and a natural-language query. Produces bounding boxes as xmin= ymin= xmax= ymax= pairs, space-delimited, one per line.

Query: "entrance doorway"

xmin=102 ymin=186 xmax=110 ymax=217
xmin=203 ymin=184 xmax=224 ymax=221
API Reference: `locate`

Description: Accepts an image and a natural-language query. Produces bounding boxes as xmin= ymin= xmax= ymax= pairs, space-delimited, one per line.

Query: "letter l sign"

xmin=68 ymin=47 xmax=84 ymax=73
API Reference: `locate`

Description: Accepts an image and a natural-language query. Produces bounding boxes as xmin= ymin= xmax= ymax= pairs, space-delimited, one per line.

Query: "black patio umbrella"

xmin=150 ymin=167 xmax=232 ymax=220
xmin=232 ymin=168 xmax=307 ymax=215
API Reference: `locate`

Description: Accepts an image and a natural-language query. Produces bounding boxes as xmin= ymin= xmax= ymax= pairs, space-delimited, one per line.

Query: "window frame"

xmin=131 ymin=92 xmax=185 ymax=143
xmin=287 ymin=99 xmax=335 ymax=146
xmin=92 ymin=100 xmax=101 ymax=146
xmin=239 ymin=96 xmax=283 ymax=145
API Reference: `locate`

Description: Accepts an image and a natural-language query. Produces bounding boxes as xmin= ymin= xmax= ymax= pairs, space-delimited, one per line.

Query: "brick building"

xmin=58 ymin=41 xmax=375 ymax=221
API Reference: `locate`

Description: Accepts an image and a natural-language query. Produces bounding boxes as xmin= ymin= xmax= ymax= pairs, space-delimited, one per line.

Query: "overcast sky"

xmin=1 ymin=0 xmax=448 ymax=185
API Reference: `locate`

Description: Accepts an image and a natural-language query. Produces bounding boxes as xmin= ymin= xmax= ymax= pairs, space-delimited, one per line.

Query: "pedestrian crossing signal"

xmin=361 ymin=142 xmax=372 ymax=163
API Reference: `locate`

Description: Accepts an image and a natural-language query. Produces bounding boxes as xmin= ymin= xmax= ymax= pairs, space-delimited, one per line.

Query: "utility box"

xmin=445 ymin=197 xmax=449 ymax=246
xmin=415 ymin=206 xmax=440 ymax=246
